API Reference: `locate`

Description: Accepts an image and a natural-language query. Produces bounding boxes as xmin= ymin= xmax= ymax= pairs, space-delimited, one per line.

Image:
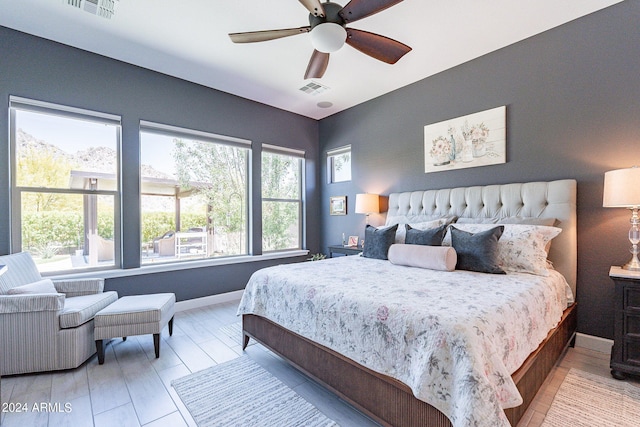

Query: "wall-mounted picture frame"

xmin=330 ymin=196 xmax=347 ymax=215
xmin=424 ymin=105 xmax=506 ymax=173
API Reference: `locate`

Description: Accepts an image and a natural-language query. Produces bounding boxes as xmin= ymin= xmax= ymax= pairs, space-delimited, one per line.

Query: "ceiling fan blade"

xmin=345 ymin=28 xmax=411 ymax=64
xmin=339 ymin=0 xmax=403 ymax=23
xmin=304 ymin=50 xmax=330 ymax=79
xmin=229 ymin=27 xmax=311 ymax=43
xmin=298 ymin=0 xmax=325 ymax=17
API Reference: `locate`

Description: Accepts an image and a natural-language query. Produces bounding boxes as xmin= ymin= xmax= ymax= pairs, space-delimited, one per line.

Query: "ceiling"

xmin=0 ymin=0 xmax=622 ymax=120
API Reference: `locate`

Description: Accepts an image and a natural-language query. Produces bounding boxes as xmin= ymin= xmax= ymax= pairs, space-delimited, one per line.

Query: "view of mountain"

xmin=16 ymin=128 xmax=170 ymax=179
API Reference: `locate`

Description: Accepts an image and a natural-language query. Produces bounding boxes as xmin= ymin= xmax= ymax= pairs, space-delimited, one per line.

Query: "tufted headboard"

xmin=385 ymin=179 xmax=577 ymax=295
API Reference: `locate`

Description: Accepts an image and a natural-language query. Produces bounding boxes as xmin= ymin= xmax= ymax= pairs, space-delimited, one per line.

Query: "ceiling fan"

xmin=229 ymin=0 xmax=412 ymax=79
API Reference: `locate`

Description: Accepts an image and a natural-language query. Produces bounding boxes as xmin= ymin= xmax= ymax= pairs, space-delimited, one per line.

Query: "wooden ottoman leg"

xmin=96 ymin=340 xmax=105 ymax=365
xmin=153 ymin=333 xmax=160 ymax=358
xmin=169 ymin=316 xmax=174 ymax=336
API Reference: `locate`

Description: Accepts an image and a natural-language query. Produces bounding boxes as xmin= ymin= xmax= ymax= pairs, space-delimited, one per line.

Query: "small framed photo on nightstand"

xmin=347 ymin=236 xmax=358 ymax=247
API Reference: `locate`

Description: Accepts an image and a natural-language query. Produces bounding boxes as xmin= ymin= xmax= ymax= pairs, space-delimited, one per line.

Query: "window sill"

xmin=48 ymin=250 xmax=309 ymax=280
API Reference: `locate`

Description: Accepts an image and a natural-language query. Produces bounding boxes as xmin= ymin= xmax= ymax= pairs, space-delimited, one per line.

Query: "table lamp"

xmin=603 ymin=166 xmax=640 ymax=270
xmin=355 ymin=193 xmax=380 ymax=225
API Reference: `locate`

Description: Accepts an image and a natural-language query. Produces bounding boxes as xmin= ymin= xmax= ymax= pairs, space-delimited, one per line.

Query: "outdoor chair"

xmin=153 ymin=230 xmax=175 ymax=257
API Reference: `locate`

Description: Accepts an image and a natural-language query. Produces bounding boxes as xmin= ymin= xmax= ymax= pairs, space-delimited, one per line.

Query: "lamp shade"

xmin=603 ymin=166 xmax=640 ymax=208
xmin=355 ymin=193 xmax=380 ymax=214
xmin=310 ymin=23 xmax=347 ymax=53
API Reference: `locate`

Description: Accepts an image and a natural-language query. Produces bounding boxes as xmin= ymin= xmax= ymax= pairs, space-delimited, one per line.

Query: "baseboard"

xmin=574 ymin=332 xmax=613 ymax=355
xmin=175 ymin=290 xmax=244 ymax=312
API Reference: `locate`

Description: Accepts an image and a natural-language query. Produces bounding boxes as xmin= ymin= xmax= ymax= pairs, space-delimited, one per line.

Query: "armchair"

xmin=0 ymin=252 xmax=118 ymax=375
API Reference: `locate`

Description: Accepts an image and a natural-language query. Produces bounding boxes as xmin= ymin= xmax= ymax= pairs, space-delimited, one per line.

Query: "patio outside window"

xmin=140 ymin=122 xmax=250 ymax=264
xmin=9 ymin=97 xmax=121 ymax=273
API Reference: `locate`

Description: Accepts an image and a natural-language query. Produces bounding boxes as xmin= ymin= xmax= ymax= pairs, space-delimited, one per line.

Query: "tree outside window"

xmin=262 ymin=148 xmax=304 ymax=251
xmin=140 ymin=124 xmax=249 ymax=262
xmin=10 ymin=98 xmax=119 ymax=273
xmin=327 ymin=146 xmax=351 ymax=183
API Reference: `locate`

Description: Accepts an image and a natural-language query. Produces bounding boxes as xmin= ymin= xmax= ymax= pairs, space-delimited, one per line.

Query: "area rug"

xmin=171 ymin=356 xmax=339 ymax=427
xmin=219 ymin=321 xmax=255 ymax=346
xmin=542 ymin=368 xmax=640 ymax=427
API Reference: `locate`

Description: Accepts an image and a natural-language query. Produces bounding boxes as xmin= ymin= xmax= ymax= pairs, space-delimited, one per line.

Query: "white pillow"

xmin=388 ymin=244 xmax=457 ymax=271
xmin=443 ymin=224 xmax=561 ymax=276
xmin=7 ymin=278 xmax=58 ymax=295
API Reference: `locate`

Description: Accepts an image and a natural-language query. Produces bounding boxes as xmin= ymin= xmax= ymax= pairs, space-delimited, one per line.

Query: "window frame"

xmin=261 ymin=144 xmax=305 ymax=252
xmin=139 ymin=121 xmax=252 ymax=264
xmin=9 ymin=96 xmax=122 ymax=272
xmin=326 ymin=145 xmax=351 ymax=184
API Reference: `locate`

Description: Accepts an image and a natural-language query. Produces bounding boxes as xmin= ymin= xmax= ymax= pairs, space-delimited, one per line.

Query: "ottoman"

xmin=94 ymin=293 xmax=175 ymax=364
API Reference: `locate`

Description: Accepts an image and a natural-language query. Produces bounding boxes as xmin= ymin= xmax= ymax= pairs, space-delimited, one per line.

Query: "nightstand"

xmin=610 ymin=266 xmax=640 ymax=380
xmin=328 ymin=245 xmax=363 ymax=258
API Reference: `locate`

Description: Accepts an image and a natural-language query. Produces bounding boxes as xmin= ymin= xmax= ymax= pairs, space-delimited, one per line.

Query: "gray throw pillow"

xmin=405 ymin=224 xmax=447 ymax=246
xmin=450 ymin=226 xmax=506 ymax=274
xmin=363 ymin=224 xmax=398 ymax=260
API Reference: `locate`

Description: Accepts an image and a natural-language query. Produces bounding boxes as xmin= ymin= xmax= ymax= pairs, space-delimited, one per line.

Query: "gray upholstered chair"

xmin=0 ymin=252 xmax=118 ymax=375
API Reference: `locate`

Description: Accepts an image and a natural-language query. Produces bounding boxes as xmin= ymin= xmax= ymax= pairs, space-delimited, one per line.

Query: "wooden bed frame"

xmin=242 ymin=180 xmax=578 ymax=426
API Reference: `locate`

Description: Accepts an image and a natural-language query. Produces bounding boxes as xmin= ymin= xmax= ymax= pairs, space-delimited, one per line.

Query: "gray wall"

xmin=0 ymin=26 xmax=320 ymax=301
xmin=319 ymin=1 xmax=640 ymax=340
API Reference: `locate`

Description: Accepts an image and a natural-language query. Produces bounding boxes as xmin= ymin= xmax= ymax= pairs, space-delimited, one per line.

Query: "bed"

xmin=239 ymin=179 xmax=578 ymax=427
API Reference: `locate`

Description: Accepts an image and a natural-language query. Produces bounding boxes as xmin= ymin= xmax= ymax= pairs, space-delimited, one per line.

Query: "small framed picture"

xmin=330 ymin=196 xmax=347 ymax=215
xmin=347 ymin=236 xmax=358 ymax=247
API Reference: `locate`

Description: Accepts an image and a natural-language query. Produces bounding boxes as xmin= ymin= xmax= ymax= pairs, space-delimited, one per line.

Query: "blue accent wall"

xmin=319 ymin=1 xmax=640 ymax=340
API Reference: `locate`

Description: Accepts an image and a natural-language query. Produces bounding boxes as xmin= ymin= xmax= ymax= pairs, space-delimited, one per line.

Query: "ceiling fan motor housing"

xmin=308 ymin=2 xmax=345 ymax=28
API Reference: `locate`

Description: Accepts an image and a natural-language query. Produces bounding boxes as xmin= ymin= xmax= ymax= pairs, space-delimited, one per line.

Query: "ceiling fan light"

xmin=310 ymin=23 xmax=347 ymax=53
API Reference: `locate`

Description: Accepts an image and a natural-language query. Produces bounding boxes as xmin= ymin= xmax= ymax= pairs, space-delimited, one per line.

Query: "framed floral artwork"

xmin=424 ymin=106 xmax=506 ymax=173
xmin=330 ymin=196 xmax=347 ymax=215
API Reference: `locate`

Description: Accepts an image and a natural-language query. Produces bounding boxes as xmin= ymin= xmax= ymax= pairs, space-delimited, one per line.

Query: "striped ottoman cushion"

xmin=94 ymin=293 xmax=175 ymax=340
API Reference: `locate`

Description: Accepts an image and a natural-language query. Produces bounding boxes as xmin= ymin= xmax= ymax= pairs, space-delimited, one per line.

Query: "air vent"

xmin=299 ymin=81 xmax=330 ymax=96
xmin=64 ymin=0 xmax=118 ymax=19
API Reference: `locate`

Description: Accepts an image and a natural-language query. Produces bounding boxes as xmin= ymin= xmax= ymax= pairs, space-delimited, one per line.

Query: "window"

xmin=262 ymin=145 xmax=304 ymax=251
xmin=140 ymin=122 xmax=250 ymax=264
xmin=9 ymin=97 xmax=121 ymax=273
xmin=327 ymin=145 xmax=351 ymax=183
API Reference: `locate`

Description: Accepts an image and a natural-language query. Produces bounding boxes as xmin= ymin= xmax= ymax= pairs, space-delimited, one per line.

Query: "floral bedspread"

xmin=237 ymin=256 xmax=570 ymax=427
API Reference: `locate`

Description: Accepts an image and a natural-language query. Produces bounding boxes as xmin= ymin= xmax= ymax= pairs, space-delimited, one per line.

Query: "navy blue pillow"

xmin=405 ymin=224 xmax=447 ymax=246
xmin=450 ymin=226 xmax=506 ymax=274
xmin=363 ymin=224 xmax=398 ymax=260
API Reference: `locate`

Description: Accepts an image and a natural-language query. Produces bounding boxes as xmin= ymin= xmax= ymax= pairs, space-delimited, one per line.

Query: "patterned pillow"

xmin=456 ymin=216 xmax=557 ymax=226
xmin=363 ymin=224 xmax=398 ymax=260
xmin=446 ymin=224 xmax=562 ymax=276
xmin=450 ymin=226 xmax=506 ymax=274
xmin=405 ymin=223 xmax=447 ymax=246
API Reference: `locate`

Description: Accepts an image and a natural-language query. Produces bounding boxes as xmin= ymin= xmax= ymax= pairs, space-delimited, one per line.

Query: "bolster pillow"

xmin=388 ymin=244 xmax=457 ymax=272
